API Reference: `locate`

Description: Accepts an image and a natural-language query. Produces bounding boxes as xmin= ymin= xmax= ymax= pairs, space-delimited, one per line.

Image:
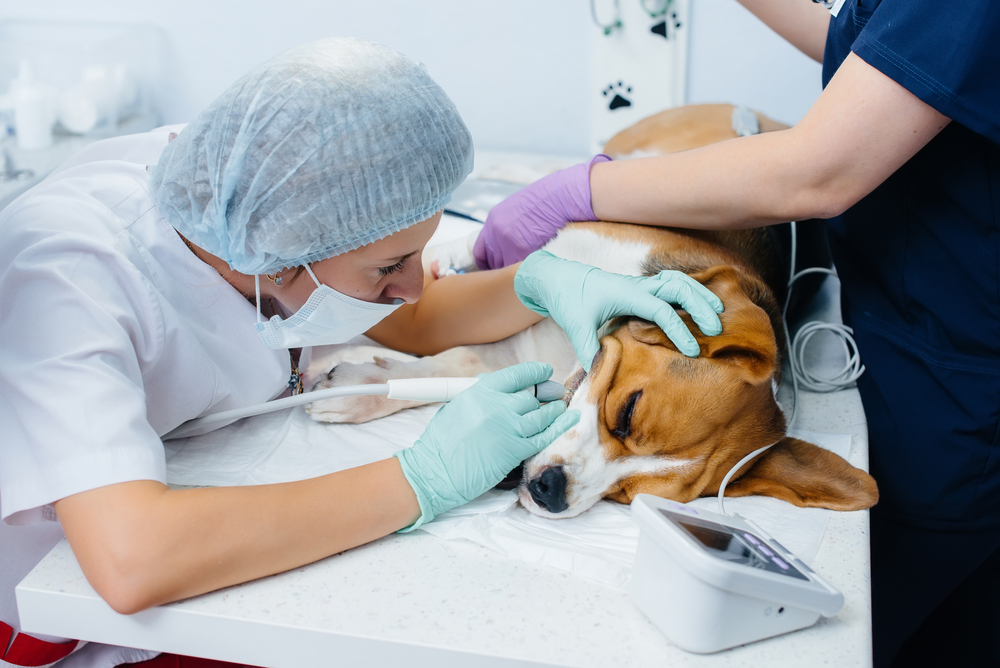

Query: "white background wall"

xmin=1 ymin=0 xmax=822 ymax=156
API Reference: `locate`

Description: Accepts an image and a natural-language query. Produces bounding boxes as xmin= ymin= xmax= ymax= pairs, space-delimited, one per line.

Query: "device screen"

xmin=661 ymin=510 xmax=808 ymax=581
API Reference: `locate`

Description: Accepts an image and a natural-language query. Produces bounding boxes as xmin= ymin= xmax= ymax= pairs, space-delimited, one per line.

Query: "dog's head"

xmin=518 ymin=265 xmax=878 ymax=517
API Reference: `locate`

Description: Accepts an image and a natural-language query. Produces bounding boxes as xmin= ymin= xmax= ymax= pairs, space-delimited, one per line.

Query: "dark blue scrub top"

xmin=822 ymin=0 xmax=1000 ymax=532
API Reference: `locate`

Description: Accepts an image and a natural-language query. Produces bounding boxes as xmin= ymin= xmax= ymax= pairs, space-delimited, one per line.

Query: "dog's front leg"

xmin=305 ymin=345 xmax=508 ymax=424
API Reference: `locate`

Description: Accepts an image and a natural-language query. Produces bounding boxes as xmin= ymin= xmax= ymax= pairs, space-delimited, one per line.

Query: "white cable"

xmin=163 ymin=383 xmax=390 ymax=440
xmin=717 ymin=443 xmax=776 ymax=516
xmin=163 ymin=378 xmax=567 ymax=441
xmin=782 ymin=222 xmax=865 ymax=429
xmin=717 ymin=223 xmax=864 ymax=516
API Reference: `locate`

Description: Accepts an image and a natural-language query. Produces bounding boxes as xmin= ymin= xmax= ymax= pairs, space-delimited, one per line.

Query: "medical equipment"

xmin=0 ymin=21 xmax=165 ymax=143
xmin=589 ymin=0 xmax=688 ymax=152
xmin=2 ymin=62 xmax=57 ymax=150
xmin=782 ymin=220 xmax=864 ymax=427
xmin=730 ymin=105 xmax=760 ymax=137
xmin=445 ymin=176 xmax=525 ymax=223
xmin=395 ymin=362 xmax=578 ymax=530
xmin=591 ymin=0 xmax=675 ymax=36
xmin=591 ymin=0 xmax=623 ymax=35
xmin=163 ymin=377 xmax=566 ymax=440
xmin=629 ymin=494 xmax=844 ymax=653
xmin=1 ymin=146 xmax=33 ymax=182
xmin=57 ymin=66 xmax=128 ymax=134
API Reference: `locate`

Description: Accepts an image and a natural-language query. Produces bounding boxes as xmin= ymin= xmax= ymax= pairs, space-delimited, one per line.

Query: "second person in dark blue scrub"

xmin=474 ymin=1 xmax=1000 ymax=665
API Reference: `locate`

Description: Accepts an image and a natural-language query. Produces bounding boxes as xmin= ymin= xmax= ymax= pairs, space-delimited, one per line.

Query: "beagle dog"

xmin=304 ymin=104 xmax=878 ymax=518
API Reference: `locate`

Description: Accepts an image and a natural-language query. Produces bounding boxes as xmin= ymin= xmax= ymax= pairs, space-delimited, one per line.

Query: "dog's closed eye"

xmin=610 ymin=390 xmax=642 ymax=441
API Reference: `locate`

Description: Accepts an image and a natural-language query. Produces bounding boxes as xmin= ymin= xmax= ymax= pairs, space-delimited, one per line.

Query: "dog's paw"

xmin=422 ymin=230 xmax=479 ymax=278
xmin=302 ymin=346 xmax=416 ymax=394
xmin=305 ymin=356 xmax=418 ymax=424
xmin=305 ymin=357 xmax=395 ymax=424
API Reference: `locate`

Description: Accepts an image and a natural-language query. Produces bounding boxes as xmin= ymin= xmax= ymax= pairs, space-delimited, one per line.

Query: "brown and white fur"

xmin=304 ymin=105 xmax=878 ymax=519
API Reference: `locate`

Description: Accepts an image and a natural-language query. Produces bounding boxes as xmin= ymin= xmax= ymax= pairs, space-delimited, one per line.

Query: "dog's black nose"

xmin=528 ymin=466 xmax=569 ymax=513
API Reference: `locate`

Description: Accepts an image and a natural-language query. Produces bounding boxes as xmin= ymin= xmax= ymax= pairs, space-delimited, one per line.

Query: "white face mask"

xmin=254 ymin=264 xmax=403 ymax=350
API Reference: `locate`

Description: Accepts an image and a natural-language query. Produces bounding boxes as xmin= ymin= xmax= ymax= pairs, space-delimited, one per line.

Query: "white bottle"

xmin=11 ymin=62 xmax=57 ymax=150
xmin=58 ymin=66 xmax=120 ymax=135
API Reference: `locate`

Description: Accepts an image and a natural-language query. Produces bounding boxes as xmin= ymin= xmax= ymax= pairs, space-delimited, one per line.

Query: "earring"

xmin=265 ymin=272 xmax=283 ymax=287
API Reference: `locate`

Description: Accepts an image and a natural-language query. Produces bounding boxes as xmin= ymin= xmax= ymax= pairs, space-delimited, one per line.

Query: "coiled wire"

xmin=781 ymin=221 xmax=865 ymax=428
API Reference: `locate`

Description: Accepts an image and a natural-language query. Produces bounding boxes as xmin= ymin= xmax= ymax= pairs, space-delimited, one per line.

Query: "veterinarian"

xmin=0 ymin=37 xmax=724 ymax=667
xmin=476 ymin=2 xmax=999 ymax=666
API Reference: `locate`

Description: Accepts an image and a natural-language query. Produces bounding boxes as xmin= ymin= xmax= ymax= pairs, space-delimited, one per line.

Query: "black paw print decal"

xmin=651 ymin=12 xmax=682 ymax=38
xmin=603 ymin=82 xmax=632 ymax=110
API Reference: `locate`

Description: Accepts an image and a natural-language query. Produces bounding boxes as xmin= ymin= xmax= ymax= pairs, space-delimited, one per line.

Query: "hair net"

xmin=149 ymin=37 xmax=474 ymax=275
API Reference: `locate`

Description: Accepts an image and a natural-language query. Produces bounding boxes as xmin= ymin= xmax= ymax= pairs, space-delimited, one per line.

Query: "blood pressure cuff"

xmin=822 ymin=0 xmax=1000 ymax=147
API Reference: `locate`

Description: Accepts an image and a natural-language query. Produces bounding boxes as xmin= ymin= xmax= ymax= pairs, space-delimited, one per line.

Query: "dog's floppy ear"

xmin=722 ymin=436 xmax=879 ymax=511
xmin=689 ymin=265 xmax=778 ymax=385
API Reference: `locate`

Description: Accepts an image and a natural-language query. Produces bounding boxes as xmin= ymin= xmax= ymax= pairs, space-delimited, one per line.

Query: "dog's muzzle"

xmin=527 ymin=466 xmax=569 ymax=514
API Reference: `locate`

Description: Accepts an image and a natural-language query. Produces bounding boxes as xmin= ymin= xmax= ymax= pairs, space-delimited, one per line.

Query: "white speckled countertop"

xmin=16 ymin=152 xmax=872 ymax=667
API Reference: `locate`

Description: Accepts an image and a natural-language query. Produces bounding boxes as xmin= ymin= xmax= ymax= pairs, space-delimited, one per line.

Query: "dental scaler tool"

xmin=163 ymin=377 xmax=566 ymax=440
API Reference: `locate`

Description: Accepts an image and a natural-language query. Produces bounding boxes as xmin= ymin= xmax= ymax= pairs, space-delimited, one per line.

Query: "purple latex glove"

xmin=474 ymin=154 xmax=611 ymax=270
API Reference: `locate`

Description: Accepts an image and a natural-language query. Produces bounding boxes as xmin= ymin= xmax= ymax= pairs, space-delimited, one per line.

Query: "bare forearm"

xmin=735 ymin=0 xmax=831 ymax=62
xmin=591 ymin=130 xmax=821 ymax=230
xmin=55 ymin=458 xmax=420 ymax=614
xmin=365 ymin=263 xmax=543 ymax=355
xmin=591 ymin=54 xmax=950 ymax=231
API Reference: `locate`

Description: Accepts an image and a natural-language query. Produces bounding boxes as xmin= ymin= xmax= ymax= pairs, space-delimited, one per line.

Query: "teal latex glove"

xmin=395 ymin=362 xmax=580 ymax=531
xmin=515 ymin=251 xmax=725 ymax=370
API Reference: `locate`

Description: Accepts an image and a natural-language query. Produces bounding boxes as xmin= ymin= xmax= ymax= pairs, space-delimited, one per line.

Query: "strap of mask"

xmin=255 ymin=264 xmax=319 ymax=324
xmin=302 ymin=263 xmax=322 ymax=287
xmin=254 ymin=275 xmax=263 ymax=323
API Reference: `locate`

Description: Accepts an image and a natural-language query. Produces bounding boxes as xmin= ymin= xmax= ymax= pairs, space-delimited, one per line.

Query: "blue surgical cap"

xmin=149 ymin=37 xmax=474 ymax=275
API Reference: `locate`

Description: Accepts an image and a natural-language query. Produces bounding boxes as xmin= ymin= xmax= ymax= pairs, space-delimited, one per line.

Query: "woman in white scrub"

xmin=0 ymin=38 xmax=720 ymax=668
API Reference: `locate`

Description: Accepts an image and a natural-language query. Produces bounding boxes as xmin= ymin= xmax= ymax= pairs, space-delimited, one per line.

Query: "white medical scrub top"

xmin=0 ymin=129 xmax=290 ymax=665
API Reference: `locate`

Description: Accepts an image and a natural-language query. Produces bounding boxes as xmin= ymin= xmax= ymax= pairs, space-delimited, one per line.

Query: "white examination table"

xmin=16 ymin=151 xmax=873 ymax=667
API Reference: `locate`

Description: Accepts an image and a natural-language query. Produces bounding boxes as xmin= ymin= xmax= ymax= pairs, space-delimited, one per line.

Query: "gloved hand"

xmin=395 ymin=362 xmax=580 ymax=531
xmin=473 ymin=155 xmax=612 ymax=270
xmin=515 ymin=251 xmax=725 ymax=370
